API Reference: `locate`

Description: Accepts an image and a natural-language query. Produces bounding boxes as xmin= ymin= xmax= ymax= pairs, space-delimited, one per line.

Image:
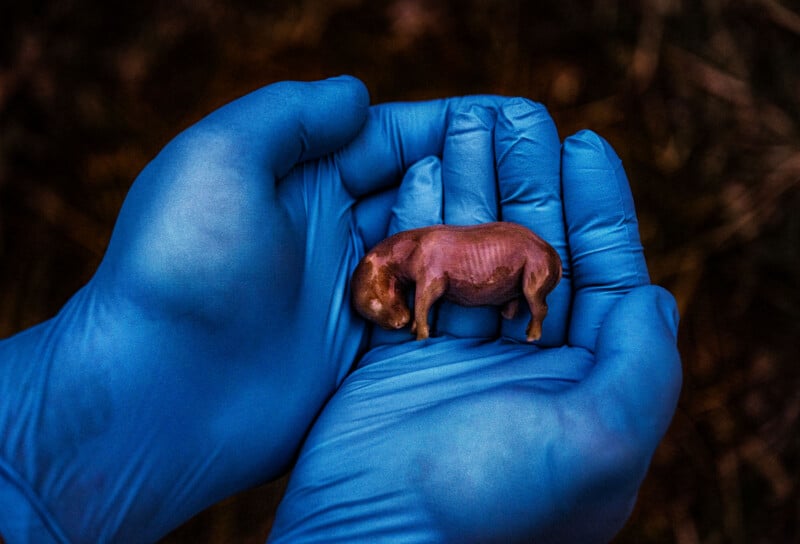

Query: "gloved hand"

xmin=0 ymin=77 xmax=511 ymax=543
xmin=268 ymin=100 xmax=683 ymax=543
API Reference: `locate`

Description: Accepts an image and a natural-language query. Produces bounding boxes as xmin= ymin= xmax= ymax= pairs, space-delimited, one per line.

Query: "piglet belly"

xmin=444 ymin=274 xmax=521 ymax=306
xmin=438 ymin=239 xmax=524 ymax=306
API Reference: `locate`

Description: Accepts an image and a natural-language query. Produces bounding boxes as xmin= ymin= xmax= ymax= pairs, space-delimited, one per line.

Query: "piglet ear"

xmin=351 ymin=260 xmax=372 ymax=310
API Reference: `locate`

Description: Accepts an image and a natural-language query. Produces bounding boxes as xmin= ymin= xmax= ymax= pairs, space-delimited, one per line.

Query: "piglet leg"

xmin=500 ymin=298 xmax=520 ymax=320
xmin=522 ymin=266 xmax=550 ymax=342
xmin=413 ymin=276 xmax=447 ymax=340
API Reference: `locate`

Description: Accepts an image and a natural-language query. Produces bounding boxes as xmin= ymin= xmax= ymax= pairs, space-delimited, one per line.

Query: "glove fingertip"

xmin=323 ymin=74 xmax=370 ymax=108
xmin=497 ymin=97 xmax=552 ymax=128
xmin=389 ymin=156 xmax=443 ymax=235
xmin=563 ymin=130 xmax=623 ymax=170
xmin=653 ymin=285 xmax=680 ymax=340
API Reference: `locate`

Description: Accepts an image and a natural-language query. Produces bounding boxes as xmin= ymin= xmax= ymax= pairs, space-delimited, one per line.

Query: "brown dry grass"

xmin=2 ymin=1 xmax=798 ymax=542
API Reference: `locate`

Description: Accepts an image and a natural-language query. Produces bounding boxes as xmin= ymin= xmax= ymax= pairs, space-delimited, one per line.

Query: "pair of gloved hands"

xmin=0 ymin=76 xmax=681 ymax=543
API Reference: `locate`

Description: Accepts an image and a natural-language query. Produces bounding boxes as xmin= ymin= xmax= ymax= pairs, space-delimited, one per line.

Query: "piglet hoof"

xmin=526 ymin=321 xmax=542 ymax=343
xmin=415 ymin=324 xmax=430 ymax=341
xmin=501 ymin=299 xmax=520 ymax=320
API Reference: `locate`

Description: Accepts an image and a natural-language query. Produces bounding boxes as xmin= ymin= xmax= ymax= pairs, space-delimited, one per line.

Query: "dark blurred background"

xmin=1 ymin=0 xmax=798 ymax=542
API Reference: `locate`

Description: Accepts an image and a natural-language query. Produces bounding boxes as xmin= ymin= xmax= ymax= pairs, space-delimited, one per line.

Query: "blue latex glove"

xmin=0 ymin=77 xmax=512 ymax=542
xmin=269 ymin=100 xmax=683 ymax=542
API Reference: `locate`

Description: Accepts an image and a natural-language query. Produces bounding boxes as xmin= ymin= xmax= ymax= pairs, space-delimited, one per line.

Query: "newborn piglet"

xmin=351 ymin=222 xmax=561 ymax=342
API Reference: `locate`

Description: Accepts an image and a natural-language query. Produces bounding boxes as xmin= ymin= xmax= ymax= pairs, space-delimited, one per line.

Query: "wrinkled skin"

xmin=351 ymin=222 xmax=561 ymax=341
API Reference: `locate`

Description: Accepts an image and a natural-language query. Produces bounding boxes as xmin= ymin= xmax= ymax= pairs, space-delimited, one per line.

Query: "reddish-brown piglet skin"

xmin=351 ymin=222 xmax=562 ymax=342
